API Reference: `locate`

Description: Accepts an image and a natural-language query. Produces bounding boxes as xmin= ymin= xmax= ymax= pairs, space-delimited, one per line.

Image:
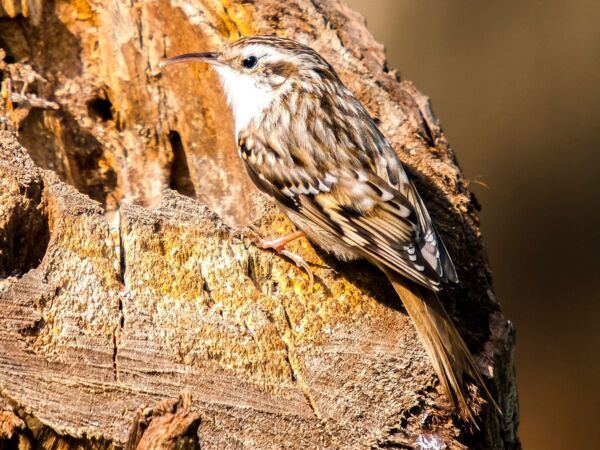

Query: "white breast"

xmin=213 ymin=66 xmax=275 ymax=138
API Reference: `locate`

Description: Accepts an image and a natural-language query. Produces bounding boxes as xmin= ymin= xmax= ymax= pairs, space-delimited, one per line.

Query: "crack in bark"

xmin=107 ymin=203 xmax=125 ymax=382
xmin=279 ymin=302 xmax=321 ymax=419
xmin=111 ymin=326 xmax=120 ymax=382
xmin=237 ymin=244 xmax=321 ymax=418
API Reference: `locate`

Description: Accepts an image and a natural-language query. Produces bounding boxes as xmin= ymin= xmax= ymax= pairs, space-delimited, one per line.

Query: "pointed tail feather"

xmin=383 ymin=268 xmax=500 ymax=425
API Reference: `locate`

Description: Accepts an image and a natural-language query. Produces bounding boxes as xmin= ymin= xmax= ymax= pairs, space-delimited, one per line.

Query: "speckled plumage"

xmin=161 ymin=36 xmax=498 ymax=425
xmin=223 ymin=36 xmax=458 ymax=291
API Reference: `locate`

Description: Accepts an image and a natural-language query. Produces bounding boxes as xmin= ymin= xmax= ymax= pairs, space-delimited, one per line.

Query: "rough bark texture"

xmin=0 ymin=0 xmax=519 ymax=448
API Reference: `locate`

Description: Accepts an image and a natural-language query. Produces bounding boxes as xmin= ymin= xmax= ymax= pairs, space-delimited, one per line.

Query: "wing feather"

xmin=238 ymin=130 xmax=456 ymax=290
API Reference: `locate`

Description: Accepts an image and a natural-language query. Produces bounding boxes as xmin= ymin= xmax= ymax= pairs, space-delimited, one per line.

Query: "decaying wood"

xmin=0 ymin=0 xmax=519 ymax=448
xmin=125 ymin=392 xmax=201 ymax=450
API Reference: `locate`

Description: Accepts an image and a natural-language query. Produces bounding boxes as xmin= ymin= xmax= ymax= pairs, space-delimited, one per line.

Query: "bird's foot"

xmin=230 ymin=227 xmax=313 ymax=288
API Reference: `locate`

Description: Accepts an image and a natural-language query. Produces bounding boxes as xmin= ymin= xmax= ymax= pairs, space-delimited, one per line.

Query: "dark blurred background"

xmin=346 ymin=1 xmax=600 ymax=448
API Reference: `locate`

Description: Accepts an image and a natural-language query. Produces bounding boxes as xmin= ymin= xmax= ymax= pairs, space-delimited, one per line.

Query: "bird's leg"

xmin=257 ymin=231 xmax=314 ymax=288
xmin=231 ymin=228 xmax=313 ymax=287
xmin=256 ymin=230 xmax=305 ymax=252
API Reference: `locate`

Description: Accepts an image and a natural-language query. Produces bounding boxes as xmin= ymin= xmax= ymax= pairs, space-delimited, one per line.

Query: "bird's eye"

xmin=242 ymin=56 xmax=257 ymax=69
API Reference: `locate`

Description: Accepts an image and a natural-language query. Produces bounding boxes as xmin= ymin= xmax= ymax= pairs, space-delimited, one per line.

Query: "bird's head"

xmin=160 ymin=36 xmax=340 ymax=136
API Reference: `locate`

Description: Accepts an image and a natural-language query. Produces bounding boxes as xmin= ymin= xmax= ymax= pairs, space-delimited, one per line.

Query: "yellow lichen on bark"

xmin=218 ymin=0 xmax=255 ymax=38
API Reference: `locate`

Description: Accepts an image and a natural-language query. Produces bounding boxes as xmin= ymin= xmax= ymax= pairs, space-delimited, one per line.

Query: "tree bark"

xmin=0 ymin=0 xmax=519 ymax=448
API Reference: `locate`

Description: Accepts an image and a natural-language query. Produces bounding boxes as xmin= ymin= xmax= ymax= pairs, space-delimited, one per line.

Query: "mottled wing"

xmin=238 ymin=133 xmax=454 ymax=290
xmin=300 ymin=174 xmax=443 ymax=289
xmin=404 ymin=179 xmax=458 ymax=283
xmin=373 ymin=144 xmax=458 ymax=283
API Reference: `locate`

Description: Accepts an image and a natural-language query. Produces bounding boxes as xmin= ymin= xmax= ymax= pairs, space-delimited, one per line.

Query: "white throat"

xmin=213 ymin=66 xmax=275 ymax=139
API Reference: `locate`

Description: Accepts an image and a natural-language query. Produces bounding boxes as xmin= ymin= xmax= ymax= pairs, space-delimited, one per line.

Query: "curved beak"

xmin=159 ymin=52 xmax=222 ymax=70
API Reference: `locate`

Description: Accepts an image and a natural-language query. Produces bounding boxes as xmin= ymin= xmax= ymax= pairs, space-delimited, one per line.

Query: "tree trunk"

xmin=0 ymin=0 xmax=519 ymax=448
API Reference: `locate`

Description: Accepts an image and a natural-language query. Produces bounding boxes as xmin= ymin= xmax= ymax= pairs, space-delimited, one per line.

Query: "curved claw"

xmin=230 ymin=228 xmax=313 ymax=289
xmin=279 ymin=249 xmax=314 ymax=290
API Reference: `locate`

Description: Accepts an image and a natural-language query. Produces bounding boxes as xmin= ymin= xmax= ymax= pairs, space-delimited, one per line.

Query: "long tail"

xmin=383 ymin=268 xmax=500 ymax=425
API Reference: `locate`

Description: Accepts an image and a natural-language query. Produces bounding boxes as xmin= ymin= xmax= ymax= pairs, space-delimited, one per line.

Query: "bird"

xmin=159 ymin=35 xmax=499 ymax=425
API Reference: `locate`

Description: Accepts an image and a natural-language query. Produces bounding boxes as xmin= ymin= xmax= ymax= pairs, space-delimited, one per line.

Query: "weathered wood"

xmin=125 ymin=392 xmax=201 ymax=450
xmin=0 ymin=0 xmax=519 ymax=448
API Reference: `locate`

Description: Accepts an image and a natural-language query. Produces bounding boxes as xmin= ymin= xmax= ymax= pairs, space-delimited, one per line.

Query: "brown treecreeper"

xmin=160 ymin=36 xmax=499 ymax=426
